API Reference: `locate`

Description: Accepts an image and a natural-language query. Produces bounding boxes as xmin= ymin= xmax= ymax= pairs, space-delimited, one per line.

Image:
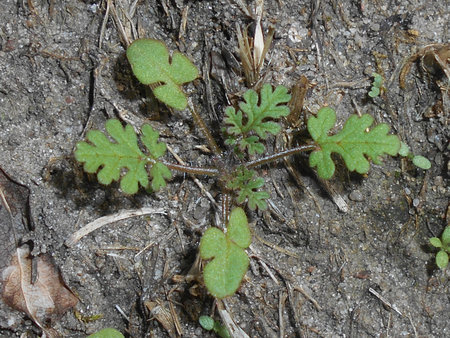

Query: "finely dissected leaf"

xmin=199 ymin=207 xmax=251 ymax=299
xmin=226 ymin=167 xmax=269 ymax=210
xmin=2 ymin=245 xmax=78 ymax=336
xmin=126 ymin=39 xmax=198 ymax=110
xmin=75 ymin=119 xmax=171 ymax=194
xmin=369 ymin=73 xmax=383 ymax=98
xmin=308 ymin=107 xmax=400 ymax=179
xmin=224 ymin=84 xmax=290 ymax=155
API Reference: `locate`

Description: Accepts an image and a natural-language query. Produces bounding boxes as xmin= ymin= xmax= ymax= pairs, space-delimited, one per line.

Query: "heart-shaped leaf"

xmin=199 ymin=207 xmax=251 ymax=299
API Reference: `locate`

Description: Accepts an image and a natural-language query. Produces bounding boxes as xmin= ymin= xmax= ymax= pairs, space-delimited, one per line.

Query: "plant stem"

xmin=162 ymin=161 xmax=219 ymax=176
xmin=245 ymin=144 xmax=316 ymax=169
xmin=188 ymin=103 xmax=222 ymax=156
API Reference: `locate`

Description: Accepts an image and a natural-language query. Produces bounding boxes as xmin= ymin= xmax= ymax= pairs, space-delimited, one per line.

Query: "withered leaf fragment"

xmin=0 ymin=167 xmax=32 ymax=272
xmin=2 ymin=245 xmax=78 ymax=336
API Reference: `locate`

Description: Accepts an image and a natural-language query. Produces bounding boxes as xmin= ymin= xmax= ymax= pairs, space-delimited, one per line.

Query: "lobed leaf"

xmin=126 ymin=39 xmax=198 ymax=110
xmin=224 ymin=84 xmax=290 ymax=155
xmin=308 ymin=107 xmax=400 ymax=179
xmin=226 ymin=167 xmax=269 ymax=210
xmin=75 ymin=119 xmax=171 ymax=194
xmin=199 ymin=207 xmax=251 ymax=299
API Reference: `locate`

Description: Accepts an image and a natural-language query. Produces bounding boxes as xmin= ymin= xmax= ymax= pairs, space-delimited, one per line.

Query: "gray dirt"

xmin=0 ymin=0 xmax=448 ymax=337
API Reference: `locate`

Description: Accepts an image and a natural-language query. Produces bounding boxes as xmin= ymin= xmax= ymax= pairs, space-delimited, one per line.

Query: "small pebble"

xmin=413 ymin=198 xmax=420 ymax=207
xmin=349 ymin=190 xmax=364 ymax=202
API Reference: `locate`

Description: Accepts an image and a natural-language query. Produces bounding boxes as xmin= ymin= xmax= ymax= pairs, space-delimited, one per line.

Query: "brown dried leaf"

xmin=2 ymin=245 xmax=78 ymax=336
xmin=0 ymin=167 xmax=32 ymax=272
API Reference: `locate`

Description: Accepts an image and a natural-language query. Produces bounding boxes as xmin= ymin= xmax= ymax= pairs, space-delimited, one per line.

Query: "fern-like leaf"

xmin=224 ymin=84 xmax=290 ymax=155
xmin=75 ymin=119 xmax=172 ymax=194
xmin=226 ymin=167 xmax=269 ymax=210
xmin=126 ymin=39 xmax=198 ymax=110
xmin=308 ymin=107 xmax=400 ymax=179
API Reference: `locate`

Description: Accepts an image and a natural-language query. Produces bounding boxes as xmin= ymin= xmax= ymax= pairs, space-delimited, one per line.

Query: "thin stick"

xmin=166 ymin=145 xmax=219 ymax=209
xmin=66 ymin=207 xmax=166 ymax=247
xmin=368 ymin=288 xmax=403 ymax=316
xmin=217 ymin=299 xmax=250 ymax=338
xmin=162 ymin=161 xmax=219 ymax=176
xmin=188 ymin=100 xmax=222 ymax=156
xmin=278 ymin=290 xmax=287 ymax=338
xmin=293 ymin=285 xmax=321 ymax=311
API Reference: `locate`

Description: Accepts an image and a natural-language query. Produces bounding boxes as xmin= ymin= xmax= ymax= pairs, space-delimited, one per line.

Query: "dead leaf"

xmin=0 ymin=167 xmax=32 ymax=272
xmin=2 ymin=245 xmax=78 ymax=337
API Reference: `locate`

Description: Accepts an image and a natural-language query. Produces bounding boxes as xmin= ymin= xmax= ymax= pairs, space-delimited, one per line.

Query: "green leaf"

xmin=226 ymin=167 xmax=270 ymax=210
xmin=75 ymin=119 xmax=171 ymax=194
xmin=435 ymin=250 xmax=449 ymax=269
xmin=199 ymin=316 xmax=215 ymax=331
xmin=412 ymin=155 xmax=431 ymax=170
xmin=441 ymin=226 xmax=450 ymax=247
xmin=369 ymin=73 xmax=383 ymax=97
xmin=126 ymin=39 xmax=198 ymax=110
xmin=199 ymin=207 xmax=251 ymax=299
xmin=224 ymin=84 xmax=290 ymax=155
xmin=398 ymin=141 xmax=410 ymax=157
xmin=308 ymin=107 xmax=400 ymax=179
xmin=87 ymin=328 xmax=124 ymax=338
xmin=430 ymin=237 xmax=442 ymax=248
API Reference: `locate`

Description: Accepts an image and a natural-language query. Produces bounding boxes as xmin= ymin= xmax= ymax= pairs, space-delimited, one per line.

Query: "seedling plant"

xmin=430 ymin=226 xmax=450 ymax=269
xmin=75 ymin=39 xmax=401 ymax=300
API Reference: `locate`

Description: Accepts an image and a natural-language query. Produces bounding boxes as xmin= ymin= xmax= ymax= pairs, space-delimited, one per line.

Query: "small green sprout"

xmin=398 ymin=141 xmax=431 ymax=170
xmin=308 ymin=107 xmax=400 ymax=179
xmin=126 ymin=39 xmax=198 ymax=110
xmin=430 ymin=226 xmax=450 ymax=269
xmin=224 ymin=84 xmax=291 ymax=155
xmin=74 ymin=119 xmax=171 ymax=194
xmin=87 ymin=328 xmax=124 ymax=338
xmin=199 ymin=207 xmax=251 ymax=299
xmin=199 ymin=315 xmax=231 ymax=338
xmin=226 ymin=167 xmax=270 ymax=210
xmin=368 ymin=72 xmax=383 ymax=98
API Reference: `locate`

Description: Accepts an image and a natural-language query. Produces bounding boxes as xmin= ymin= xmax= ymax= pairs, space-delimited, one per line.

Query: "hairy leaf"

xmin=442 ymin=226 xmax=450 ymax=247
xmin=435 ymin=250 xmax=449 ymax=269
xmin=126 ymin=39 xmax=198 ymax=110
xmin=200 ymin=207 xmax=251 ymax=299
xmin=412 ymin=155 xmax=431 ymax=170
xmin=308 ymin=107 xmax=400 ymax=179
xmin=75 ymin=119 xmax=171 ymax=194
xmin=224 ymin=84 xmax=290 ymax=155
xmin=226 ymin=167 xmax=269 ymax=210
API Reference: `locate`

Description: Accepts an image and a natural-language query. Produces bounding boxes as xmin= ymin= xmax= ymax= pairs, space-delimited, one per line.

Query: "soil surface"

xmin=0 ymin=0 xmax=448 ymax=337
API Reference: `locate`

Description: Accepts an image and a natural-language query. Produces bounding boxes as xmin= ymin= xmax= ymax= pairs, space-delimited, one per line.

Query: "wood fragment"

xmin=368 ymin=287 xmax=403 ymax=316
xmin=66 ymin=207 xmax=166 ymax=247
xmin=278 ymin=290 xmax=287 ymax=338
xmin=293 ymin=284 xmax=321 ymax=311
